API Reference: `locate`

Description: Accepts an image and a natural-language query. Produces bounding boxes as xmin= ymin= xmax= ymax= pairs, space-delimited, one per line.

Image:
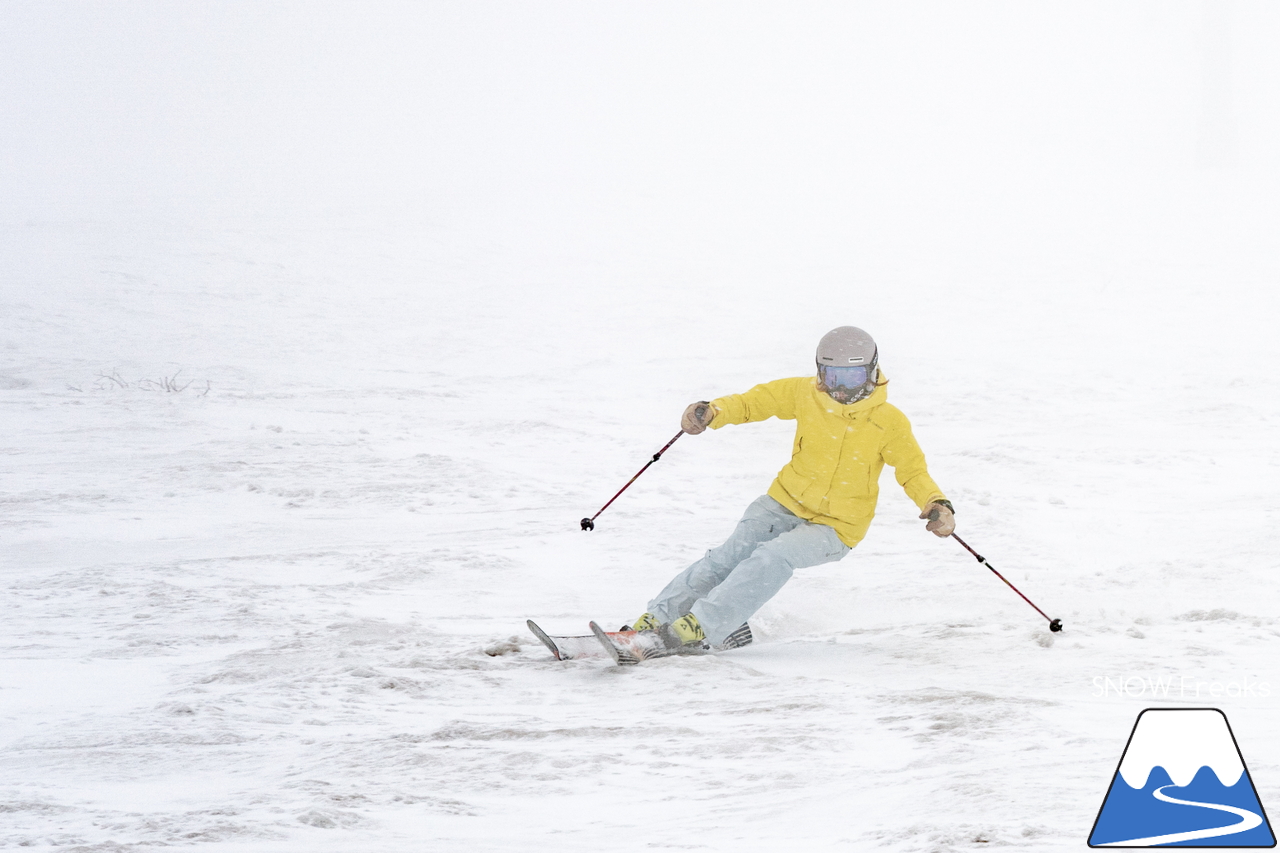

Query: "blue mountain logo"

xmin=1089 ymin=708 xmax=1275 ymax=847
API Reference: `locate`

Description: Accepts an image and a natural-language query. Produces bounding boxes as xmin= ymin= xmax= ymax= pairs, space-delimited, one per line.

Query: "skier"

xmin=630 ymin=326 xmax=955 ymax=650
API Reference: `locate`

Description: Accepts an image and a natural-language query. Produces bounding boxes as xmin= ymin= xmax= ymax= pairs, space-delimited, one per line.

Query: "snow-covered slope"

xmin=1 ymin=218 xmax=1277 ymax=853
xmin=2 ymin=4 xmax=1279 ymax=852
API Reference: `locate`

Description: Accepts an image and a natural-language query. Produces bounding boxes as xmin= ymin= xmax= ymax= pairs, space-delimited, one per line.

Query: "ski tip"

xmin=526 ymin=619 xmax=563 ymax=660
xmin=589 ymin=620 xmax=632 ymax=666
xmin=720 ymin=622 xmax=753 ymax=650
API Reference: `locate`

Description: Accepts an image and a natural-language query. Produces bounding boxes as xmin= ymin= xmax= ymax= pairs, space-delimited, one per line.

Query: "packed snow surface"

xmin=2 ymin=4 xmax=1280 ymax=852
xmin=2 ymin=219 xmax=1276 ymax=852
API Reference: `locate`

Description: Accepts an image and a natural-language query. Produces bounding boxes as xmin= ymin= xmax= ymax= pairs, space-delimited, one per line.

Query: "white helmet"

xmin=815 ymin=326 xmax=879 ymax=404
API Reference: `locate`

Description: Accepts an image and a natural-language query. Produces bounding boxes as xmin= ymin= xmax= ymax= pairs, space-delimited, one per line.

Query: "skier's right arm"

xmin=706 ymin=377 xmax=804 ymax=428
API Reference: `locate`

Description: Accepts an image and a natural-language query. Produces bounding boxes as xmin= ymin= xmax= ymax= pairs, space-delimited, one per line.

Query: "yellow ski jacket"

xmin=709 ymin=374 xmax=947 ymax=547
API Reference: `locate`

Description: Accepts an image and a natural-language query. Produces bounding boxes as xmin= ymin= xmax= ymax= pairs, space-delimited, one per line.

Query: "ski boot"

xmin=624 ymin=612 xmax=661 ymax=633
xmin=658 ymin=613 xmax=707 ymax=650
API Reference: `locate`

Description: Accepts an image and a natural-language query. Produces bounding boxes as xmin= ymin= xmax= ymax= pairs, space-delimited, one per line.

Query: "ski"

xmin=590 ymin=620 xmax=669 ymax=664
xmin=526 ymin=619 xmax=619 ymax=660
xmin=526 ymin=619 xmax=566 ymax=660
xmin=588 ymin=620 xmax=754 ymax=666
xmin=721 ymin=621 xmax=753 ymax=649
xmin=527 ymin=619 xmax=753 ymax=662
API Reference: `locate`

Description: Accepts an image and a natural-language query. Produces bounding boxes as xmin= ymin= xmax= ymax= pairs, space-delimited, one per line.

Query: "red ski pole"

xmin=950 ymin=533 xmax=1063 ymax=632
xmin=580 ymin=430 xmax=685 ymax=531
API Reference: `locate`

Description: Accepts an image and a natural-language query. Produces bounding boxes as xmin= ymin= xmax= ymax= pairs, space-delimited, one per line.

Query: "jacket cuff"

xmin=707 ymin=398 xmax=731 ymax=428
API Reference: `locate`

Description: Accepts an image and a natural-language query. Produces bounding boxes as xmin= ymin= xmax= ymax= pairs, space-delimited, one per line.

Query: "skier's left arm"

xmin=878 ymin=406 xmax=955 ymax=536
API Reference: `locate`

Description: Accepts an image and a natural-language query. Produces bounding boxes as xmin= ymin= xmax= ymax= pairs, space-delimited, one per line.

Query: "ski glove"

xmin=680 ymin=401 xmax=716 ymax=435
xmin=920 ymin=500 xmax=955 ymax=537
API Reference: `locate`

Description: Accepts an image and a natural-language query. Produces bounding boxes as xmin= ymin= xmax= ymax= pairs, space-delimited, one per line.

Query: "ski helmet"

xmin=815 ymin=326 xmax=879 ymax=404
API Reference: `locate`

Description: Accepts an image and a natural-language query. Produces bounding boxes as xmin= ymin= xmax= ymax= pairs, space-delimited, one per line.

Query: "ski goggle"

xmin=817 ymin=364 xmax=871 ymax=390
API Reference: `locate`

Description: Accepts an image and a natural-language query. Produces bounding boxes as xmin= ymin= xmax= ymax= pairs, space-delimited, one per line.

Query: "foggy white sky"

xmin=2 ymin=1 xmax=1277 ymax=277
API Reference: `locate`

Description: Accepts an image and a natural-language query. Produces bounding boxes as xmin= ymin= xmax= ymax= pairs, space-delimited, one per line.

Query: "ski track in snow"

xmin=1 ymin=222 xmax=1278 ymax=852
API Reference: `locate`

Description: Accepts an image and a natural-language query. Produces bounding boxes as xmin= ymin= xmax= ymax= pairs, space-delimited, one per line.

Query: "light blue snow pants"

xmin=647 ymin=495 xmax=851 ymax=645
